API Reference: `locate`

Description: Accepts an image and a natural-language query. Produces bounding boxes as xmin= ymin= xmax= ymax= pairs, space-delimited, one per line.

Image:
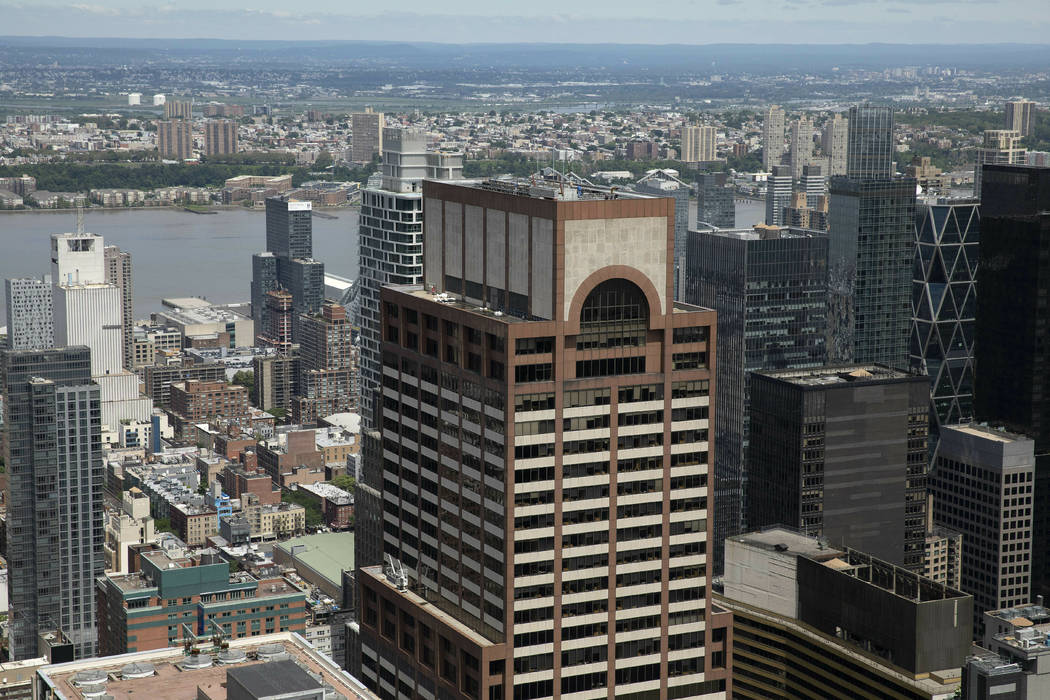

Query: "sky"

xmin=1 ymin=0 xmax=1048 ymax=44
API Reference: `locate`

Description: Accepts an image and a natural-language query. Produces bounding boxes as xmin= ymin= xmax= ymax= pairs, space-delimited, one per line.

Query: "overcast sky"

xmin=2 ymin=0 xmax=1048 ymax=43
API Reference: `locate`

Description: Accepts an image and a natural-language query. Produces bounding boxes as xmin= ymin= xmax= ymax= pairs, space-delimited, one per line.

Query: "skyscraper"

xmin=51 ymin=233 xmax=151 ymax=432
xmin=157 ymin=119 xmax=192 ymax=160
xmin=5 ymin=276 xmax=53 ymax=350
xmin=104 ymin=245 xmax=133 ymax=370
xmin=973 ymin=130 xmax=1025 ymax=197
xmin=828 ymin=105 xmax=916 ymax=369
xmin=684 ymin=224 xmax=828 ymax=572
xmin=681 ymin=125 xmax=716 ymax=163
xmin=204 ymin=119 xmax=238 ymax=156
xmin=846 ymin=105 xmax=895 ymax=179
xmin=788 ymin=116 xmax=814 ymax=179
xmin=822 ymin=113 xmax=849 ymax=176
xmin=251 ymin=197 xmax=324 ymax=343
xmin=696 ymin=171 xmax=735 ymax=229
xmin=635 ymin=169 xmax=690 ymax=299
xmin=350 ymin=109 xmax=383 ymax=164
xmin=930 ymin=424 xmax=1034 ymax=638
xmin=356 ymin=127 xmax=462 ymax=429
xmin=911 ymin=198 xmax=980 ymax=449
xmin=2 ymin=346 xmax=102 ymax=660
xmin=748 ymin=364 xmax=929 ymax=571
xmin=1005 ymin=99 xmax=1035 ymax=138
xmin=974 ymin=164 xmax=1050 ymax=601
xmin=356 ymin=176 xmax=728 ymax=700
xmin=763 ymin=105 xmax=786 ymax=171
xmin=765 ymin=164 xmax=793 ymax=226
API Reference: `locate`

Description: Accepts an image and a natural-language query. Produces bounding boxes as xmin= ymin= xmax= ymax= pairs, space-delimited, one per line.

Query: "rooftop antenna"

xmin=75 ymin=204 xmax=84 ymax=234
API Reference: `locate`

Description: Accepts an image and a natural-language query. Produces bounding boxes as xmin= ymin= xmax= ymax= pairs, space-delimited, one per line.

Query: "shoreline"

xmin=0 ymin=203 xmax=360 ymax=216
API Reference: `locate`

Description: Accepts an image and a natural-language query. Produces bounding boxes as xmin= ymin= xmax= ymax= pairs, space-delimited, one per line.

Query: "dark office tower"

xmin=265 ymin=197 xmax=312 ymax=260
xmin=846 ymin=104 xmax=894 ymax=179
xmin=635 ymin=170 xmax=690 ymax=298
xmin=697 ymin=172 xmax=736 ymax=229
xmin=2 ymin=346 xmax=102 ymax=660
xmin=765 ymin=165 xmax=793 ymax=226
xmin=684 ymin=224 xmax=828 ymax=572
xmin=911 ymin=198 xmax=980 ymax=452
xmin=356 ymin=177 xmax=728 ymax=700
xmin=975 ymin=164 xmax=1050 ymax=601
xmin=293 ymin=302 xmax=354 ymax=425
xmin=748 ymin=365 xmax=929 ymax=571
xmin=827 ymin=176 xmax=916 ymax=368
xmin=104 ymin=245 xmax=133 ymax=370
xmin=251 ymin=197 xmax=325 ymax=343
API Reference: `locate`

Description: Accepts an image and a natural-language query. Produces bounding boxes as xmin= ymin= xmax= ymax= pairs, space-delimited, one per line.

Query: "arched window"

xmin=577 ymin=279 xmax=649 ymax=350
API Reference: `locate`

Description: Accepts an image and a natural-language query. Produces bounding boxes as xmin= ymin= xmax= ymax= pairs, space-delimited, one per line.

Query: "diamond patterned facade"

xmin=910 ymin=199 xmax=980 ymax=446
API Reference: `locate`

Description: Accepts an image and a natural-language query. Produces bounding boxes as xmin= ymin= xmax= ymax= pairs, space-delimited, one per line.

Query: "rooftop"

xmin=158 ymin=304 xmax=252 ymax=326
xmin=696 ymin=224 xmax=826 ymax=241
xmin=36 ymin=632 xmax=375 ymax=700
xmin=943 ymin=423 xmax=1033 ymax=444
xmin=460 ymin=175 xmax=653 ymax=202
xmin=758 ymin=363 xmax=916 ymax=387
xmin=275 ymin=532 xmax=355 ymax=588
xmin=729 ymin=526 xmax=845 ymax=561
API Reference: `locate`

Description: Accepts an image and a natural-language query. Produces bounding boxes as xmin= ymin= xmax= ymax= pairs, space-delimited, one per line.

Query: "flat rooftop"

xmin=37 ymin=632 xmax=374 ymax=700
xmin=158 ymin=305 xmax=251 ymax=325
xmin=275 ymin=532 xmax=355 ymax=587
xmin=695 ymin=224 xmax=825 ymax=241
xmin=943 ymin=423 xmax=1033 ymax=444
xmin=758 ymin=364 xmax=915 ymax=387
xmin=454 ymin=175 xmax=653 ymax=202
xmin=729 ymin=527 xmax=845 ymax=561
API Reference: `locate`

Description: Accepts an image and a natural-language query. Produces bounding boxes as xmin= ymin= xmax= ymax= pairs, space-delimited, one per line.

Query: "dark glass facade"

xmin=2 ymin=346 xmax=102 ymax=660
xmin=846 ymin=105 xmax=894 ymax=179
xmin=911 ymin=199 xmax=980 ymax=454
xmin=747 ymin=365 xmax=930 ymax=571
xmin=697 ymin=172 xmax=736 ymax=230
xmin=684 ymin=227 xmax=828 ymax=572
xmin=975 ymin=164 xmax=1050 ymax=601
xmin=265 ymin=196 xmax=313 ymax=260
xmin=827 ymin=176 xmax=916 ymax=370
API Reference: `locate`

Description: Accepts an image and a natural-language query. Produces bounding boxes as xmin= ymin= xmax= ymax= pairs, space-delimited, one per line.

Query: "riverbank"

xmin=0 ymin=203 xmax=360 ymax=216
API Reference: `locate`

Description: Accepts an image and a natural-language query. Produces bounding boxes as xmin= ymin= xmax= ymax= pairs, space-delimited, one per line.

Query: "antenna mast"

xmin=75 ymin=205 xmax=84 ymax=234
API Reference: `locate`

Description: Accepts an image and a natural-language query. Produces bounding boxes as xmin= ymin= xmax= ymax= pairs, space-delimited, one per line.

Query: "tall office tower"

xmin=157 ymin=119 xmax=192 ymax=160
xmin=719 ymin=528 xmax=971 ymax=700
xmin=51 ymin=233 xmax=151 ymax=432
xmin=929 ymin=424 xmax=1035 ymax=638
xmin=975 ymin=164 xmax=1050 ymax=602
xmin=748 ymin=365 xmax=930 ymax=571
xmin=163 ymin=99 xmax=193 ymax=120
xmin=5 ymin=276 xmax=54 ymax=349
xmin=684 ymin=224 xmax=828 ymax=573
xmin=292 ymin=302 xmax=353 ymax=425
xmin=973 ymin=130 xmax=1025 ymax=197
xmin=788 ymin=116 xmax=814 ymax=179
xmin=356 ymin=177 xmax=728 ymax=700
xmin=697 ymin=172 xmax=735 ymax=229
xmin=104 ymin=245 xmax=133 ymax=370
xmin=828 ymin=107 xmax=915 ymax=369
xmin=635 ymin=170 xmax=690 ymax=299
xmin=1005 ymin=99 xmax=1035 ymax=138
xmin=846 ymin=104 xmax=895 ymax=179
xmin=204 ymin=119 xmax=238 ymax=156
xmin=2 ymin=346 xmax=103 ymax=660
xmin=762 ymin=105 xmax=786 ymax=171
xmin=911 ymin=198 xmax=980 ymax=452
xmin=251 ymin=197 xmax=324 ymax=343
xmin=822 ymin=113 xmax=849 ymax=176
xmin=764 ymin=165 xmax=793 ymax=226
xmin=356 ymin=127 xmax=462 ymax=430
xmin=350 ymin=108 xmax=384 ymax=163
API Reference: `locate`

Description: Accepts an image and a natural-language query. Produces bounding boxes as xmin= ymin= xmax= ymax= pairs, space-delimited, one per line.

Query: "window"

xmin=576 ymin=278 xmax=649 ymax=349
xmin=515 ymin=363 xmax=552 ymax=383
xmin=673 ymin=326 xmax=707 ymax=344
xmin=516 ymin=337 xmax=554 ymax=355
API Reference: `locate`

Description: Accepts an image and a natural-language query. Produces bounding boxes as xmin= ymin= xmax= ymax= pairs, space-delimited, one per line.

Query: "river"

xmin=0 ymin=207 xmax=359 ymax=324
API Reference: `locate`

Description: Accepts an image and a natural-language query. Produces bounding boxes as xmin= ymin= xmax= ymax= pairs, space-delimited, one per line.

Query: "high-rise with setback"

xmin=356 ymin=176 xmax=728 ymax=700
xmin=827 ymin=105 xmax=916 ymax=369
xmin=2 ymin=346 xmax=103 ymax=660
xmin=356 ymin=127 xmax=462 ymax=429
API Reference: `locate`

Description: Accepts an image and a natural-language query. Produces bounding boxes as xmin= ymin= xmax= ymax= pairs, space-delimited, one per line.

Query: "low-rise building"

xmin=297 ymin=483 xmax=354 ymax=530
xmin=222 ymin=464 xmax=280 ymax=506
xmin=257 ymin=430 xmax=326 ymax=488
xmin=169 ymin=502 xmax=219 ymax=547
xmin=104 ymin=489 xmax=158 ymax=574
xmin=170 ymin=379 xmax=250 ymax=425
xmin=243 ymin=499 xmax=306 ymax=540
xmin=963 ymin=603 xmax=1050 ymax=699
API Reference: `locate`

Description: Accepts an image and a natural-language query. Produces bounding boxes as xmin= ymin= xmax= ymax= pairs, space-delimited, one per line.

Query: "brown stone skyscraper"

xmin=204 ymin=119 xmax=238 ymax=156
xmin=157 ymin=119 xmax=192 ymax=160
xmin=356 ymin=176 xmax=729 ymax=699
